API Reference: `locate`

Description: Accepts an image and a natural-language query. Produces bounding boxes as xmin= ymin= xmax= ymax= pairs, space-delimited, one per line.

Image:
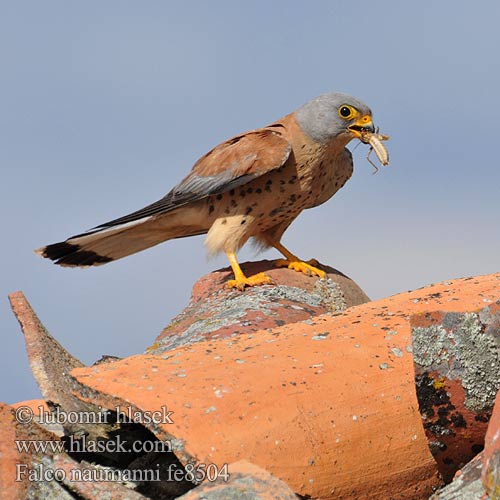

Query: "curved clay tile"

xmin=7 ymin=270 xmax=500 ymax=498
xmin=149 ymin=259 xmax=370 ymax=352
xmin=67 ymin=273 xmax=500 ymax=498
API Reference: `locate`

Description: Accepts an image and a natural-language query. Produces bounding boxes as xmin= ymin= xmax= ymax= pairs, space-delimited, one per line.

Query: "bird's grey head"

xmin=294 ymin=92 xmax=374 ymax=144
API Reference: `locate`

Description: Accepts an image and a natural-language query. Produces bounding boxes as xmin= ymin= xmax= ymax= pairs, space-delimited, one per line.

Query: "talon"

xmin=275 ymin=259 xmax=326 ymax=278
xmin=226 ymin=272 xmax=275 ymax=291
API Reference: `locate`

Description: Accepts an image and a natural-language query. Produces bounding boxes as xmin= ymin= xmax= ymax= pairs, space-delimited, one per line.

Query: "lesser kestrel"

xmin=36 ymin=92 xmax=385 ymax=290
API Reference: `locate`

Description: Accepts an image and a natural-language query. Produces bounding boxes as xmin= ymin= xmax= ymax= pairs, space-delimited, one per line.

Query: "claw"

xmin=226 ymin=272 xmax=275 ymax=291
xmin=274 ymin=259 xmax=326 ymax=278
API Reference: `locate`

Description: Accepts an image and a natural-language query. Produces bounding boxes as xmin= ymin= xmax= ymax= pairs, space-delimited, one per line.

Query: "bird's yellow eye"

xmin=338 ymin=105 xmax=357 ymax=120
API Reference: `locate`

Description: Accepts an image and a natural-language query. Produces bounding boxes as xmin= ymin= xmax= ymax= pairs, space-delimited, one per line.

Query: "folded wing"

xmin=36 ymin=125 xmax=292 ymax=266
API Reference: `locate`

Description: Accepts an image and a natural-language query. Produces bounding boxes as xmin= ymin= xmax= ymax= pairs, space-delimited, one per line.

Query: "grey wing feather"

xmin=74 ymin=171 xmax=261 ymax=239
xmin=74 ymin=130 xmax=291 ymax=238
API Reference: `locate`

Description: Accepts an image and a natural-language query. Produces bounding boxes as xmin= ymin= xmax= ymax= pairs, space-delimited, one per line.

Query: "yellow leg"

xmin=225 ymin=251 xmax=274 ymax=291
xmin=272 ymin=241 xmax=326 ymax=278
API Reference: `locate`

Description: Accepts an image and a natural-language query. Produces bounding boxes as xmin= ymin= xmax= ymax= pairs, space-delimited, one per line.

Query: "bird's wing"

xmin=79 ymin=126 xmax=291 ymax=236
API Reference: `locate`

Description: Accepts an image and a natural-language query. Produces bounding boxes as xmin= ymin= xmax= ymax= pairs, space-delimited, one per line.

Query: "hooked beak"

xmin=347 ymin=114 xmax=375 ymax=138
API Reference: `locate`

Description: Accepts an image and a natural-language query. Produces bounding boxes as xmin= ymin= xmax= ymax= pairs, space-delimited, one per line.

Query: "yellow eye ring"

xmin=338 ymin=105 xmax=357 ymax=120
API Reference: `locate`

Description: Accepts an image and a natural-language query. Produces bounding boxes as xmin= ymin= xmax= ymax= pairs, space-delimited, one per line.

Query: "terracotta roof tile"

xmin=6 ymin=270 xmax=500 ymax=498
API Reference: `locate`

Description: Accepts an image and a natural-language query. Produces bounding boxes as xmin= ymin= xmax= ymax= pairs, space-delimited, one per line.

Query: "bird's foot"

xmin=226 ymin=272 xmax=275 ymax=291
xmin=274 ymin=258 xmax=326 ymax=278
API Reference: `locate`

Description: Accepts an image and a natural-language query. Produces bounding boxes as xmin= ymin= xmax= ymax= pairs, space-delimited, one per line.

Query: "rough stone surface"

xmin=72 ymin=272 xmax=499 ymax=499
xmin=148 ymin=259 xmax=370 ymax=353
xmin=483 ymin=389 xmax=500 ymax=497
xmin=6 ymin=271 xmax=500 ymax=499
xmin=8 ymin=291 xmax=115 ymax=441
xmin=50 ymin=455 xmax=152 ymax=500
xmin=70 ymin=274 xmax=500 ymax=498
xmin=0 ymin=401 xmax=149 ymax=500
xmin=413 ymin=309 xmax=500 ymax=412
xmin=7 ymin=293 xmax=198 ymax=499
xmin=177 ymin=460 xmax=298 ymax=500
xmin=0 ymin=403 xmax=29 ymax=499
xmin=412 ymin=305 xmax=500 ymax=481
xmin=430 ymin=453 xmax=485 ymax=499
xmin=11 ymin=399 xmax=64 ymax=437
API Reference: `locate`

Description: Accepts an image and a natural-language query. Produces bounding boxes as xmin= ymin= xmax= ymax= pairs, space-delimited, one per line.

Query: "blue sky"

xmin=2 ymin=1 xmax=499 ymax=403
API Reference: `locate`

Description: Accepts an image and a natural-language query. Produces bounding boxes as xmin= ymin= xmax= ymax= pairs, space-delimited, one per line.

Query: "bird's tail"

xmin=35 ymin=207 xmax=208 ymax=267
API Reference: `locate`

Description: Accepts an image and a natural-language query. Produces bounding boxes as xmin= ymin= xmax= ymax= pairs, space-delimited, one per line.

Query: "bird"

xmin=36 ymin=92 xmax=378 ymax=290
